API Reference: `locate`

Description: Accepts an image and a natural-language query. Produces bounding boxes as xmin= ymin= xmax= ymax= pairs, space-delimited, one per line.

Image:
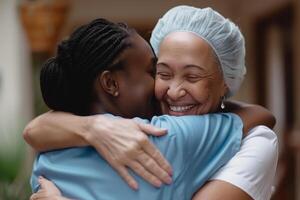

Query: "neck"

xmin=89 ymin=101 xmax=106 ymax=115
xmin=89 ymin=98 xmax=124 ymax=116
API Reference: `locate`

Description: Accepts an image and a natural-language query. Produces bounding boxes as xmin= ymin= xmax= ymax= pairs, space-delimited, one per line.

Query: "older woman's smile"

xmin=169 ymin=104 xmax=195 ymax=112
xmin=162 ymin=101 xmax=200 ymax=116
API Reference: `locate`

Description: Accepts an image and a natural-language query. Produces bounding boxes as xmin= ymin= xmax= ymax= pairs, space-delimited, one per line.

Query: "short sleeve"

xmin=210 ymin=126 xmax=279 ymax=200
xmin=151 ymin=113 xmax=243 ymax=195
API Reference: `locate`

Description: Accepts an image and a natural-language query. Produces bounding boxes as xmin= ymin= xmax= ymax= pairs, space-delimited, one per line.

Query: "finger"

xmin=41 ymin=176 xmax=61 ymax=193
xmin=38 ymin=176 xmax=51 ymax=189
xmin=94 ymin=145 xmax=139 ymax=190
xmin=142 ymin=141 xmax=173 ymax=176
xmin=93 ymin=144 xmax=139 ymax=190
xmin=30 ymin=193 xmax=38 ymax=200
xmin=137 ymin=153 xmax=172 ymax=185
xmin=138 ymin=123 xmax=167 ymax=136
xmin=115 ymin=166 xmax=139 ymax=190
xmin=30 ymin=191 xmax=48 ymax=200
xmin=128 ymin=161 xmax=162 ymax=187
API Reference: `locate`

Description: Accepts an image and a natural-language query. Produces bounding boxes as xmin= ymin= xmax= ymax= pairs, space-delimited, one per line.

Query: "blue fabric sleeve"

xmin=150 ymin=113 xmax=243 ymax=195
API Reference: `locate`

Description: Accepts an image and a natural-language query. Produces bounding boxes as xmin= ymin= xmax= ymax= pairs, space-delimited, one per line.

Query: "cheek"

xmin=154 ymin=79 xmax=168 ymax=100
xmin=122 ymin=74 xmax=154 ymax=100
xmin=126 ymin=77 xmax=154 ymax=116
xmin=187 ymin=81 xmax=211 ymax=101
xmin=190 ymin=80 xmax=224 ymax=109
xmin=137 ymin=76 xmax=155 ymax=100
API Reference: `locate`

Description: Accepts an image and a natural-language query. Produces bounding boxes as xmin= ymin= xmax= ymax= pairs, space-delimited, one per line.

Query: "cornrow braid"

xmin=40 ymin=18 xmax=136 ymax=115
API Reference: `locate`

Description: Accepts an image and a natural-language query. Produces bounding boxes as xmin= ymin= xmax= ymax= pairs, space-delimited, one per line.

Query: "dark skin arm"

xmin=223 ymin=100 xmax=275 ymax=135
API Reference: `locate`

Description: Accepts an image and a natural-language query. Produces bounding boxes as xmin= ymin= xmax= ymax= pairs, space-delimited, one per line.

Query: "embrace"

xmin=24 ymin=5 xmax=278 ymax=200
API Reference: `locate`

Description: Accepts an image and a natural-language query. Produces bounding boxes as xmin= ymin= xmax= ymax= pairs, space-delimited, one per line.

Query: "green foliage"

xmin=0 ymin=181 xmax=31 ymax=200
xmin=0 ymin=141 xmax=24 ymax=182
xmin=0 ymin=127 xmax=32 ymax=200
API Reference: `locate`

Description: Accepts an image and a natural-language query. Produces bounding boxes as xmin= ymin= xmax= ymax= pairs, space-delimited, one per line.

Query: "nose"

xmin=167 ymin=82 xmax=186 ymax=100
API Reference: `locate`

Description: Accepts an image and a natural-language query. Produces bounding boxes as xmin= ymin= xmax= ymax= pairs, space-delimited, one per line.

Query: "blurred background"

xmin=0 ymin=0 xmax=299 ymax=199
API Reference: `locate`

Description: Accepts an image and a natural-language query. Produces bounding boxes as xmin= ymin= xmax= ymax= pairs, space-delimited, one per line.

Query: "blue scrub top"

xmin=31 ymin=113 xmax=242 ymax=200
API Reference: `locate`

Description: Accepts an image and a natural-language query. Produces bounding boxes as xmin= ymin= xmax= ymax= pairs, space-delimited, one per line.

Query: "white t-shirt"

xmin=210 ymin=125 xmax=279 ymax=200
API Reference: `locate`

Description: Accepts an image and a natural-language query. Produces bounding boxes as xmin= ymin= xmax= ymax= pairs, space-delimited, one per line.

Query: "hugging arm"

xmin=24 ymin=101 xmax=274 ymax=193
xmin=23 ymin=101 xmax=274 ymax=149
xmin=23 ymin=111 xmax=88 ymax=151
xmin=224 ymin=100 xmax=276 ymax=134
xmin=23 ymin=111 xmax=172 ymax=189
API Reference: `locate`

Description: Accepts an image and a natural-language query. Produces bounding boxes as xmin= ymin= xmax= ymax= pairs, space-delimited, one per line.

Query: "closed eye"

xmin=156 ymin=72 xmax=172 ymax=80
xmin=186 ymin=75 xmax=202 ymax=82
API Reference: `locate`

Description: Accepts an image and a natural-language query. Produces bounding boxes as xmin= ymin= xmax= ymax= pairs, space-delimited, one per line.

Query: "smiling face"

xmin=155 ymin=32 xmax=228 ymax=116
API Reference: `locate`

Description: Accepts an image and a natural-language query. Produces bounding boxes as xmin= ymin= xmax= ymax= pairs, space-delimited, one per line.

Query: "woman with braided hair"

xmin=27 ymin=6 xmax=277 ymax=200
xmin=40 ymin=20 xmax=155 ymax=118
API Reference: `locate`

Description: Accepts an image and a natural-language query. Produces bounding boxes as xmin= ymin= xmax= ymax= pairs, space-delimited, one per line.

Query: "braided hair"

xmin=40 ymin=18 xmax=136 ymax=115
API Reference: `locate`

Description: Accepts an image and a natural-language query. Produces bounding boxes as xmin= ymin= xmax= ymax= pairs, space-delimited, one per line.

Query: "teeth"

xmin=169 ymin=105 xmax=194 ymax=112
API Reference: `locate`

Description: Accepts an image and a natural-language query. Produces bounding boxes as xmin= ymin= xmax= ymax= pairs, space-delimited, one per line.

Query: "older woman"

xmin=151 ymin=6 xmax=278 ymax=200
xmin=26 ymin=6 xmax=278 ymax=200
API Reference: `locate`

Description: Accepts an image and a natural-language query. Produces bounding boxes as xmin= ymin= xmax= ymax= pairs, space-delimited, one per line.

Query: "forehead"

xmin=157 ymin=32 xmax=218 ymax=72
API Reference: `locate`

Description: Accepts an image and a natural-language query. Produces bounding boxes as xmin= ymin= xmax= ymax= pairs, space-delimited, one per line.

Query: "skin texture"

xmin=155 ymin=32 xmax=227 ymax=116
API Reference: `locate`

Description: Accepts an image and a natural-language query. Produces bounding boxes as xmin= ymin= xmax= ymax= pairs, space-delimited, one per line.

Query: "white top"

xmin=211 ymin=125 xmax=279 ymax=200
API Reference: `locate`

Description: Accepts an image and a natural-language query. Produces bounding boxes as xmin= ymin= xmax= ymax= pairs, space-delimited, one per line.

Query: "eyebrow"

xmin=184 ymin=64 xmax=206 ymax=71
xmin=156 ymin=62 xmax=205 ymax=71
xmin=156 ymin=62 xmax=170 ymax=69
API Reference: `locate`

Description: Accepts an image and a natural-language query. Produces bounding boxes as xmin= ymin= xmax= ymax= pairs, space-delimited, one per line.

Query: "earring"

xmin=220 ymin=96 xmax=225 ymax=110
xmin=114 ymin=91 xmax=119 ymax=97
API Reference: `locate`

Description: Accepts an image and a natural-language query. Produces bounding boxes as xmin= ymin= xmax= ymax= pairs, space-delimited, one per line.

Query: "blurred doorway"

xmin=255 ymin=4 xmax=295 ymax=200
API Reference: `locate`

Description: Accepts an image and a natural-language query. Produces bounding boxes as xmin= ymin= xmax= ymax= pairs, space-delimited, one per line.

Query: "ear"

xmin=98 ymin=70 xmax=119 ymax=97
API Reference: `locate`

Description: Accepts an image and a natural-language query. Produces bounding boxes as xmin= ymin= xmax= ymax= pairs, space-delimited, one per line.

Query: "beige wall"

xmin=68 ymin=0 xmax=237 ymax=26
xmin=0 ymin=0 xmax=33 ymax=151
